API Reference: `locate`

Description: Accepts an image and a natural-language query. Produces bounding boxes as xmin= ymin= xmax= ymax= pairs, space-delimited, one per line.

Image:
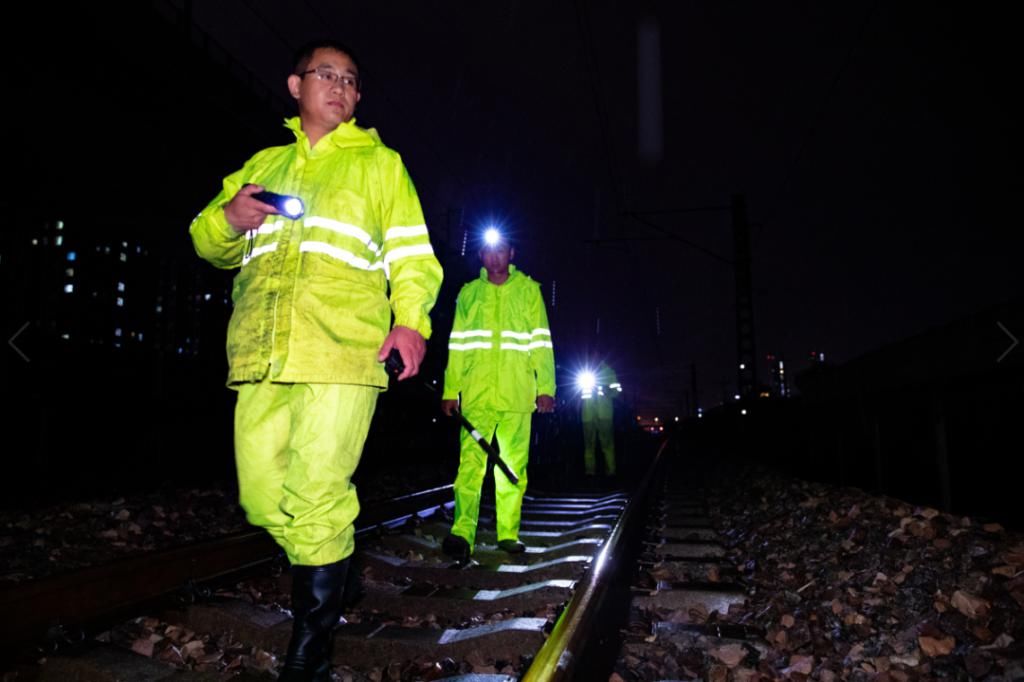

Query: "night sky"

xmin=6 ymin=2 xmax=1022 ymax=412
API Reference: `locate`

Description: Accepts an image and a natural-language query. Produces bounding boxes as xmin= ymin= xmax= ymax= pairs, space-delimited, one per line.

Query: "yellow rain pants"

xmin=450 ymin=408 xmax=531 ymax=550
xmin=234 ymin=380 xmax=378 ymax=566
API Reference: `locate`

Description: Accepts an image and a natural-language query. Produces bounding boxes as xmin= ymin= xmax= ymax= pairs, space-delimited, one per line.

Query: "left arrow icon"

xmin=8 ymin=322 xmax=30 ymax=362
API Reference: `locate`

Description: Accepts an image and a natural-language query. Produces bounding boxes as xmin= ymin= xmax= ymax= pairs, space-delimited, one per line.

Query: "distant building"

xmin=765 ymin=353 xmax=789 ymax=398
xmin=6 ymin=216 xmax=231 ymax=358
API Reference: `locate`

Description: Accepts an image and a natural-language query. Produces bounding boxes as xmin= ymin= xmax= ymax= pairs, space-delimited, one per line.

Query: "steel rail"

xmin=0 ymin=484 xmax=454 ymax=657
xmin=521 ymin=438 xmax=672 ymax=681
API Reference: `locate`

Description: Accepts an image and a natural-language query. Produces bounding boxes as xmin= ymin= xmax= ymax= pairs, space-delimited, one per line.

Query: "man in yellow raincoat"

xmin=580 ymin=360 xmax=621 ymax=477
xmin=190 ymin=40 xmax=442 ymax=681
xmin=440 ymin=230 xmax=555 ymax=559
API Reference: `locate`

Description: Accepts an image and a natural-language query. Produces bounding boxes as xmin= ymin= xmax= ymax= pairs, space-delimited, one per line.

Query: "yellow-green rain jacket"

xmin=442 ymin=266 xmax=555 ymax=412
xmin=190 ymin=118 xmax=443 ymax=387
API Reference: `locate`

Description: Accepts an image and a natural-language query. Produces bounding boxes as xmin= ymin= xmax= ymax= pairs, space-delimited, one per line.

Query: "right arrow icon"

xmin=997 ymin=321 xmax=1018 ymax=363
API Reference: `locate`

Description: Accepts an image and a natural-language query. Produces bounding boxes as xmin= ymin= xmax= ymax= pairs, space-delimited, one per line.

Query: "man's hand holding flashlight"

xmin=225 ymin=184 xmax=279 ymax=232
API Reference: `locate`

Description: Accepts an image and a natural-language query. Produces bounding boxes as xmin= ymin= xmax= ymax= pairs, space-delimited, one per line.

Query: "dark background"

xmin=1 ymin=2 xmax=1021 ymax=515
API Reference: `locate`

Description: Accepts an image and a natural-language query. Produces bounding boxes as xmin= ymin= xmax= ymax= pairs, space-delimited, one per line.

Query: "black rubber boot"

xmin=278 ymin=558 xmax=349 ymax=682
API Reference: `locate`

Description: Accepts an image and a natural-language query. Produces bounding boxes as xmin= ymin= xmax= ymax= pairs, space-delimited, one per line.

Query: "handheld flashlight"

xmin=253 ymin=190 xmax=305 ymax=220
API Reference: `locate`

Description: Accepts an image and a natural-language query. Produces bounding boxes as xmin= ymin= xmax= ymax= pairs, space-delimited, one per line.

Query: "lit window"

xmin=61 ymin=333 xmax=70 ymax=340
xmin=121 ymin=241 xmax=128 ymax=248
xmin=31 ymin=238 xmax=38 ymax=246
xmin=56 ymin=235 xmax=63 ymax=246
xmin=56 ymin=221 xmax=64 ymax=230
xmin=116 ymin=297 xmax=124 ymax=307
xmin=65 ymin=268 xmax=74 ymax=277
xmin=114 ymin=328 xmax=123 ymax=337
xmin=64 ymin=283 xmax=74 ymax=294
xmin=204 ymin=293 xmax=211 ymax=301
xmin=155 ymin=305 xmax=163 ymax=314
xmin=117 ymin=282 xmax=125 ymax=292
xmin=119 ymin=253 xmax=127 ymax=262
xmin=138 ymin=333 xmax=144 ymax=342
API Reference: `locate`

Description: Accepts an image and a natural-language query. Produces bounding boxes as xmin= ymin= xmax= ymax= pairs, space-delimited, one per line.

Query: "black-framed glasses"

xmin=299 ymin=67 xmax=360 ymax=91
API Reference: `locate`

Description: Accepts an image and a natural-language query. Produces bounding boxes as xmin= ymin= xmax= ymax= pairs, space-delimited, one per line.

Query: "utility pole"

xmin=732 ymin=195 xmax=757 ymax=398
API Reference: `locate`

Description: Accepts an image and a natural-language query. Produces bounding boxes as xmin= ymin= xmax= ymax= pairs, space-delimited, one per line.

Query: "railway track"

xmin=2 ymin=440 xmax=669 ymax=680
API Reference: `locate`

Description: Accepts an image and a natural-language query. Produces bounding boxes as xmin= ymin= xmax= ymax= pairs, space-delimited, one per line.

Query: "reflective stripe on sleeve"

xmin=384 ymin=225 xmax=429 ymax=241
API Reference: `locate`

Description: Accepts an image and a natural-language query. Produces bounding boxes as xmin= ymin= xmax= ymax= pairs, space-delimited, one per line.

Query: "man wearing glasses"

xmin=190 ymin=40 xmax=442 ymax=681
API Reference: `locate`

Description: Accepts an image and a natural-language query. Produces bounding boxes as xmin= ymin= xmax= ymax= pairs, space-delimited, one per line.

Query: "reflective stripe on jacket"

xmin=190 ymin=117 xmax=443 ymax=387
xmin=442 ymin=266 xmax=555 ymax=412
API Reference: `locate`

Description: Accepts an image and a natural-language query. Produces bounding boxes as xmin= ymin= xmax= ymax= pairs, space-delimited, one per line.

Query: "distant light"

xmin=56 ymin=221 xmax=64 ymax=230
xmin=56 ymin=235 xmax=63 ymax=246
xmin=117 ymin=282 xmax=125 ymax=292
xmin=674 ymin=416 xmax=679 ymax=422
xmin=577 ymin=370 xmax=596 ymax=392
xmin=654 ymin=417 xmax=659 ymax=422
xmin=63 ymin=283 xmax=74 ymax=294
xmin=67 ymin=251 xmax=76 ymax=261
xmin=31 ymin=238 xmax=38 ymax=246
xmin=484 ymin=227 xmax=502 ymax=247
xmin=114 ymin=328 xmax=123 ymax=337
xmin=741 ymin=409 xmax=748 ymax=416
xmin=739 ymin=363 xmax=745 ymax=370
xmin=734 ymin=394 xmax=740 ymax=401
xmin=66 ymin=268 xmax=74 ymax=277
xmin=204 ymin=293 xmax=212 ymax=301
xmin=119 ymin=252 xmax=127 ymax=262
xmin=116 ymin=297 xmax=124 ymax=307
xmin=431 ymin=418 xmax=437 ymax=423
xmin=779 ymin=360 xmax=785 ymax=369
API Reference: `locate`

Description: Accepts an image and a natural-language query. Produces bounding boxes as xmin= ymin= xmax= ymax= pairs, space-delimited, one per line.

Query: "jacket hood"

xmin=284 ymin=116 xmax=382 ymax=149
xmin=477 ymin=264 xmax=527 ymax=284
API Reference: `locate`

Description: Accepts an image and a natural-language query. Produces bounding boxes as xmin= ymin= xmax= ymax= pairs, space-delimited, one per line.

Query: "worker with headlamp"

xmin=440 ymin=228 xmax=556 ymax=559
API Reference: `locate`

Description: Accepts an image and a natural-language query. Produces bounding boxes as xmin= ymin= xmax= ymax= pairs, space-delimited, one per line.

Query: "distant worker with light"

xmin=441 ymin=227 xmax=556 ymax=560
xmin=578 ymin=358 xmax=621 ymax=478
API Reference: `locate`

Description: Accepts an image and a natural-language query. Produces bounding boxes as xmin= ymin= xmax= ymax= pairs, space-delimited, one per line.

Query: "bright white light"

xmin=739 ymin=363 xmax=745 ymax=370
xmin=283 ymin=198 xmax=304 ymax=218
xmin=576 ymin=370 xmax=596 ymax=392
xmin=674 ymin=416 xmax=679 ymax=422
xmin=63 ymin=283 xmax=74 ymax=293
xmin=734 ymin=394 xmax=740 ymax=400
xmin=741 ymin=409 xmax=748 ymax=416
xmin=484 ymin=227 xmax=501 ymax=246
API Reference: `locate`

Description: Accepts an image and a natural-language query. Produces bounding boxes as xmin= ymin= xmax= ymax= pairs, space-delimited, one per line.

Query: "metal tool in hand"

xmin=384 ymin=349 xmax=520 ymax=485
